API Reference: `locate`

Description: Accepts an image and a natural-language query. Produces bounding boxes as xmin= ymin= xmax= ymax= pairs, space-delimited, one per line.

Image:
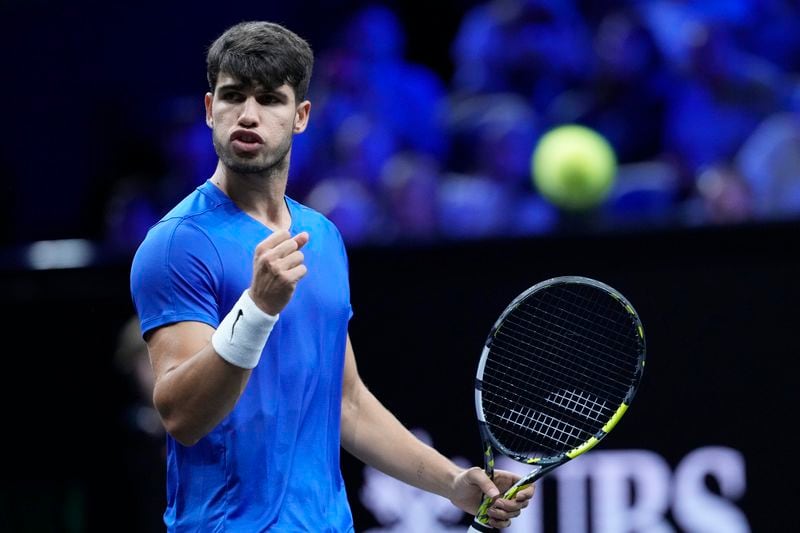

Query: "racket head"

xmin=474 ymin=275 xmax=646 ymax=467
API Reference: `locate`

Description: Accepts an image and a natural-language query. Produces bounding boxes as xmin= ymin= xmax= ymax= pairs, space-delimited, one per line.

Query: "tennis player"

xmin=130 ymin=20 xmax=534 ymax=531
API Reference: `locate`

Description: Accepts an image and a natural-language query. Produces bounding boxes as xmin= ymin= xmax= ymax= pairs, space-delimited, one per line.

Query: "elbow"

xmin=163 ymin=419 xmax=203 ymax=447
xmin=153 ymin=394 xmax=205 ymax=447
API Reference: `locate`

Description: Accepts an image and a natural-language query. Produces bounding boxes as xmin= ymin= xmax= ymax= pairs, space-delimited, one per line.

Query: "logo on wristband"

xmin=231 ymin=309 xmax=244 ymax=340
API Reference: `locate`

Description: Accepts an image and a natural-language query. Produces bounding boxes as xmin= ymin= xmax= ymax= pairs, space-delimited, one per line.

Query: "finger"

xmin=268 ymin=237 xmax=303 ymax=260
xmin=487 ymin=498 xmax=528 ymax=519
xmin=488 ymin=517 xmax=511 ymax=529
xmin=284 ymin=263 xmax=308 ymax=283
xmin=489 ymin=470 xmax=520 ymax=492
xmin=495 ymin=488 xmax=534 ymax=509
xmin=514 ymin=484 xmax=535 ymax=502
xmin=293 ymin=231 xmax=310 ymax=249
xmin=488 ymin=505 xmax=521 ymax=521
xmin=258 ymin=229 xmax=292 ymax=252
xmin=466 ymin=467 xmax=500 ymax=500
xmin=262 ymin=232 xmax=309 ymax=262
xmin=280 ymin=250 xmax=305 ymax=270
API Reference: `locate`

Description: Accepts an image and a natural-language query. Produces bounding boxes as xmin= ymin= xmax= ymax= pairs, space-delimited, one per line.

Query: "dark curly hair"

xmin=206 ymin=21 xmax=314 ymax=102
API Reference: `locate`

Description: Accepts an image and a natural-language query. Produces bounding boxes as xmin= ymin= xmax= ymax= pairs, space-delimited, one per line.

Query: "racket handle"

xmin=468 ymin=493 xmax=498 ymax=533
xmin=467 ymin=480 xmax=533 ymax=532
xmin=467 ymin=521 xmax=498 ymax=533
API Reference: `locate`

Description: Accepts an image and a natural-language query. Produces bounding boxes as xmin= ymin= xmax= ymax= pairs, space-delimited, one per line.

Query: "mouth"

xmin=230 ymin=130 xmax=264 ymax=154
xmin=230 ymin=130 xmax=264 ymax=144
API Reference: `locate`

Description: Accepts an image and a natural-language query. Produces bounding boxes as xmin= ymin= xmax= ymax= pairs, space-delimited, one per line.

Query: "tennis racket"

xmin=467 ymin=276 xmax=646 ymax=532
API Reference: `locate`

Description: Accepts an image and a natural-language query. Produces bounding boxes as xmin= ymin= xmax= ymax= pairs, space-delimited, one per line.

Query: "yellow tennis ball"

xmin=531 ymin=125 xmax=617 ymax=211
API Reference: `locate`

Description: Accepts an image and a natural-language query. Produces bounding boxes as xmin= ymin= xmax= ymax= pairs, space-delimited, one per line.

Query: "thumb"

xmin=468 ymin=468 xmax=500 ymax=499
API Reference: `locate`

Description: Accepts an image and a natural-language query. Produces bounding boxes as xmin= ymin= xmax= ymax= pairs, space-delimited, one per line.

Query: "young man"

xmin=130 ymin=20 xmax=534 ymax=531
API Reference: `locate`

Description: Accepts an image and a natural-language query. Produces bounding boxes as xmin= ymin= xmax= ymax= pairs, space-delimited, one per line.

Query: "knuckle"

xmin=260 ymin=249 xmax=277 ymax=264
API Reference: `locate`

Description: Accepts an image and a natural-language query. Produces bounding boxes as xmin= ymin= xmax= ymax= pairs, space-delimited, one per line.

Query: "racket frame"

xmin=469 ymin=276 xmax=646 ymax=531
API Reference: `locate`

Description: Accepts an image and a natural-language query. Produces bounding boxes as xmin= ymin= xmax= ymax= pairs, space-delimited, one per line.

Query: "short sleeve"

xmin=130 ymin=218 xmax=223 ymax=337
xmin=333 ymin=225 xmax=354 ymax=322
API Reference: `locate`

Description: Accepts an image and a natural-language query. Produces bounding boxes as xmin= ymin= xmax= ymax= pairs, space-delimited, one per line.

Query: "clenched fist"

xmin=249 ymin=230 xmax=309 ymax=315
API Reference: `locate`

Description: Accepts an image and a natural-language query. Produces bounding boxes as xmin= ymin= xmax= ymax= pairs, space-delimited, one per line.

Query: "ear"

xmin=293 ymin=100 xmax=311 ymax=133
xmin=204 ymin=92 xmax=214 ymax=129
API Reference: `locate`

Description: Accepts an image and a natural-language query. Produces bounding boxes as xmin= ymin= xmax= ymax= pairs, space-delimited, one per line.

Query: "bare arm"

xmin=340 ymin=333 xmax=463 ymax=496
xmin=340 ymin=334 xmax=534 ymax=528
xmin=147 ymin=321 xmax=250 ymax=446
xmin=147 ymin=230 xmax=309 ymax=446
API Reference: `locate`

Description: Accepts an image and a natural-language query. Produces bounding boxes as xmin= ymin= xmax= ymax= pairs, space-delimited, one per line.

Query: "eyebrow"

xmin=217 ymin=82 xmax=287 ymax=96
xmin=216 ymin=82 xmax=248 ymax=92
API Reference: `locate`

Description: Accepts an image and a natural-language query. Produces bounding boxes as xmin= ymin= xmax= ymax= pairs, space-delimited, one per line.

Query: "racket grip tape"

xmin=468 ymin=493 xmax=496 ymax=532
xmin=504 ymin=481 xmax=532 ymax=499
xmin=467 ymin=481 xmax=533 ymax=532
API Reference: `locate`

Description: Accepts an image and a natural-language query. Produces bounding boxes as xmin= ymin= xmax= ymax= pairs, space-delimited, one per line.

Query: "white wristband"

xmin=211 ymin=290 xmax=279 ymax=369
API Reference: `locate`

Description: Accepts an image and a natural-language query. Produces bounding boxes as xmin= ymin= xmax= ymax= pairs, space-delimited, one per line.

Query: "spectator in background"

xmin=735 ymin=111 xmax=800 ymax=218
xmin=445 ymin=0 xmax=800 ymax=231
xmin=304 ymin=175 xmax=384 ymax=245
xmin=379 ymin=151 xmax=442 ymax=243
xmin=694 ymin=162 xmax=754 ymax=224
xmin=589 ymin=6 xmax=670 ymax=165
xmin=101 ymin=96 xmax=216 ymax=256
xmin=639 ymin=1 xmax=777 ymax=193
xmin=740 ymin=0 xmax=800 ymax=74
xmin=584 ymin=6 xmax=683 ymax=223
xmin=295 ymin=4 xmax=449 ymax=241
xmin=660 ymin=23 xmax=764 ymax=189
xmin=441 ymin=92 xmax=557 ymax=238
xmin=99 ymin=0 xmax=800 ymax=250
xmin=451 ymin=0 xmax=594 ymax=117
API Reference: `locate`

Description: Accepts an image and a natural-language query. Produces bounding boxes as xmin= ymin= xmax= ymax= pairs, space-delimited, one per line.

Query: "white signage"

xmin=360 ymin=432 xmax=748 ymax=533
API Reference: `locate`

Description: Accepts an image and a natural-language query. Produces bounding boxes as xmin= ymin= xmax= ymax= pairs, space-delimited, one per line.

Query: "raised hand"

xmin=249 ymin=230 xmax=310 ymax=315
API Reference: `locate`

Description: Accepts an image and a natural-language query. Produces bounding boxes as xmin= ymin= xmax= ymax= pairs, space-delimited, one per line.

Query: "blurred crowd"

xmin=101 ymin=0 xmax=800 ymax=251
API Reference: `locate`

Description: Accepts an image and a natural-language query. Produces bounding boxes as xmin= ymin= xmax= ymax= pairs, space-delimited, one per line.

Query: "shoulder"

xmin=135 ymin=216 xmax=215 ymax=258
xmin=287 ymin=197 xmax=345 ymax=241
xmin=135 ymin=182 xmax=232 ymax=255
xmin=130 ymin=214 xmax=222 ymax=294
xmin=160 ymin=181 xmax=233 ymax=227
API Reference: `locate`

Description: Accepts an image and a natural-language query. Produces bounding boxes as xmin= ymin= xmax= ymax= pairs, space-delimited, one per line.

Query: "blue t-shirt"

xmin=130 ymin=180 xmax=355 ymax=532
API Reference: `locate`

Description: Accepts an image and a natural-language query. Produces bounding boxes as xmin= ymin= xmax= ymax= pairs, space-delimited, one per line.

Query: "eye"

xmin=257 ymin=94 xmax=281 ymax=105
xmin=221 ymin=91 xmax=244 ymax=102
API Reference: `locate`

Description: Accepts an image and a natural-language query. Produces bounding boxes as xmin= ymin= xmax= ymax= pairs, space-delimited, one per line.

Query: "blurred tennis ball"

xmin=531 ymin=125 xmax=617 ymax=211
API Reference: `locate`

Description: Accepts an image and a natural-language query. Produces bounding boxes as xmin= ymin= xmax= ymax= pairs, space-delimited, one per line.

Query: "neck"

xmin=210 ymin=161 xmax=291 ymax=231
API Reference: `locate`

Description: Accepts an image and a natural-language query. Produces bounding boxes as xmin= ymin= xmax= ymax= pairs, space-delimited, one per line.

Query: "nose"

xmin=238 ymin=96 xmax=259 ymax=127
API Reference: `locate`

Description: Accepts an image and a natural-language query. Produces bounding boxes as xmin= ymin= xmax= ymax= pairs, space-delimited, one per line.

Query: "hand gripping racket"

xmin=467 ymin=276 xmax=646 ymax=532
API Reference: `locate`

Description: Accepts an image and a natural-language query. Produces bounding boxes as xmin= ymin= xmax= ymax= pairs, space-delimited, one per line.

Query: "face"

xmin=205 ymin=73 xmax=310 ymax=176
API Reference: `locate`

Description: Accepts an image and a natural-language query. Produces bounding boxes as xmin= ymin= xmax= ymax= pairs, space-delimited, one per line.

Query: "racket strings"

xmin=500 ymin=286 xmax=639 ymax=394
xmin=513 ymin=289 xmax=638 ymax=376
xmin=480 ymin=354 xmax=616 ymax=426
xmin=480 ymin=283 xmax=643 ymax=460
xmin=546 ymin=388 xmax=608 ymax=423
xmin=484 ymin=306 xmax=634 ymax=425
xmin=495 ymin=312 xmax=633 ymax=394
xmin=489 ymin=322 xmax=630 ymax=395
xmin=496 ymin=405 xmax=585 ymax=449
